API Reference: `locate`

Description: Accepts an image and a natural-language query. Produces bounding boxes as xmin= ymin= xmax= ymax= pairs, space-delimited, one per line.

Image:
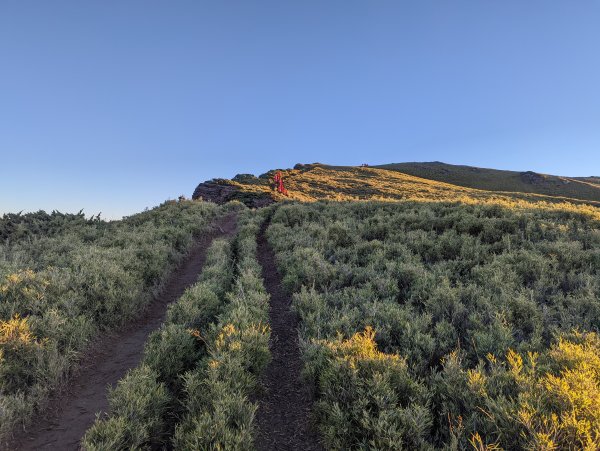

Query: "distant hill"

xmin=375 ymin=161 xmax=600 ymax=203
xmin=574 ymin=176 xmax=600 ymax=186
xmin=192 ymin=163 xmax=600 ymax=212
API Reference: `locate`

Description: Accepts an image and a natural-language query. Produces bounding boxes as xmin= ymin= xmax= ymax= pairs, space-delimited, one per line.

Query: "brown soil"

xmin=9 ymin=212 xmax=238 ymax=451
xmin=254 ymin=219 xmax=323 ymax=451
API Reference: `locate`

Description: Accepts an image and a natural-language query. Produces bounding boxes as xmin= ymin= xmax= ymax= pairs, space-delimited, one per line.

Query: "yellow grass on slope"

xmin=230 ymin=165 xmax=600 ymax=221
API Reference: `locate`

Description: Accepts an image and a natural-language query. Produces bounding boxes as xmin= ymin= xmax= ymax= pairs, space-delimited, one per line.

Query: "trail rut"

xmin=254 ymin=218 xmax=322 ymax=451
xmin=11 ymin=213 xmax=238 ymax=451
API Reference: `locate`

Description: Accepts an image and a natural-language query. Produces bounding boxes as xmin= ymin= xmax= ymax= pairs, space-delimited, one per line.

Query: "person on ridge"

xmin=273 ymin=171 xmax=288 ymax=196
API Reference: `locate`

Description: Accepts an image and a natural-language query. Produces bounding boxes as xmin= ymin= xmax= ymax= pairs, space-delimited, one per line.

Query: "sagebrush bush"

xmin=82 ymin=365 xmax=170 ymax=450
xmin=0 ymin=270 xmax=50 ymax=319
xmin=305 ymin=327 xmax=431 ymax=450
xmin=174 ymin=377 xmax=256 ymax=451
xmin=166 ymin=283 xmax=221 ymax=328
xmin=518 ymin=332 xmax=600 ymax=450
xmin=0 ymin=315 xmax=44 ymax=393
xmin=142 ymin=324 xmax=203 ymax=389
xmin=196 ymin=239 xmax=234 ymax=297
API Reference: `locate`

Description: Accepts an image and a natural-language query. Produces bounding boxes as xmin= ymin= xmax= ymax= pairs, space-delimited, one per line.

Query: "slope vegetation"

xmin=0 ymin=201 xmax=223 ymax=444
xmin=267 ymin=201 xmax=600 ymax=449
xmin=376 ymin=161 xmax=600 ymax=203
xmin=193 ymin=163 xmax=600 ymax=219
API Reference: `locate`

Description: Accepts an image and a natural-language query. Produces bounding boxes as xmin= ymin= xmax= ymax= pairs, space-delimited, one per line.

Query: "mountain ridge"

xmin=192 ymin=162 xmax=600 ymax=212
xmin=375 ymin=161 xmax=600 ymax=203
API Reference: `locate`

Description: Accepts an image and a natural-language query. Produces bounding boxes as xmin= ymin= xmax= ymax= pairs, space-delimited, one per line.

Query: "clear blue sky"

xmin=2 ymin=1 xmax=599 ymax=218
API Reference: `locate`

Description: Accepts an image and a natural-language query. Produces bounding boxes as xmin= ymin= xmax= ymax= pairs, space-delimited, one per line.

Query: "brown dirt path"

xmin=9 ymin=212 xmax=238 ymax=451
xmin=254 ymin=218 xmax=323 ymax=451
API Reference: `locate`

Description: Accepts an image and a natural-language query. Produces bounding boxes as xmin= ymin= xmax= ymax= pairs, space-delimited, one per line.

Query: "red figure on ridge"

xmin=273 ymin=171 xmax=288 ymax=196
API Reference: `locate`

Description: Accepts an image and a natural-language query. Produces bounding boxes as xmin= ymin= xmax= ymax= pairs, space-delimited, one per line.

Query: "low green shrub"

xmin=166 ymin=283 xmax=221 ymax=329
xmin=195 ymin=239 xmax=234 ymax=297
xmin=0 ymin=315 xmax=45 ymax=393
xmin=305 ymin=327 xmax=431 ymax=450
xmin=174 ymin=210 xmax=271 ymax=450
xmin=142 ymin=324 xmax=203 ymax=389
xmin=433 ymin=332 xmax=600 ymax=449
xmin=83 ymin=235 xmax=235 ymax=450
xmin=173 ymin=323 xmax=268 ymax=451
xmin=82 ymin=365 xmax=170 ymax=450
xmin=174 ymin=374 xmax=255 ymax=451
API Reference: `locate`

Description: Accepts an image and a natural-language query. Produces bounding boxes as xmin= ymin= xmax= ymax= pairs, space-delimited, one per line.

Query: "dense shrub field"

xmin=83 ymin=208 xmax=271 ymax=450
xmin=0 ymin=201 xmax=220 ymax=441
xmin=83 ymin=237 xmax=234 ymax=449
xmin=0 ymin=210 xmax=102 ymax=242
xmin=173 ymin=209 xmax=271 ymax=450
xmin=6 ymin=195 xmax=600 ymax=450
xmin=267 ymin=201 xmax=600 ymax=450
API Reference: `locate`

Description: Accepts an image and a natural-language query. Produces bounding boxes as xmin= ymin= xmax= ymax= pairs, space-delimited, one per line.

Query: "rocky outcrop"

xmin=521 ymin=171 xmax=571 ymax=186
xmin=192 ymin=179 xmax=237 ymax=203
xmin=293 ymin=162 xmax=324 ymax=171
xmin=520 ymin=171 xmax=547 ymax=185
xmin=192 ymin=179 xmax=275 ymax=208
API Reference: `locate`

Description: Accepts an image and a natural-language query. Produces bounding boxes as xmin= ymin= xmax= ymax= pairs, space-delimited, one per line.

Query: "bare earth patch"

xmin=254 ymin=218 xmax=323 ymax=451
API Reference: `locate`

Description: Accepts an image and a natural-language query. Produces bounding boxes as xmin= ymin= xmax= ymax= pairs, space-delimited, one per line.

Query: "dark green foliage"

xmin=0 ymin=210 xmax=103 ymax=243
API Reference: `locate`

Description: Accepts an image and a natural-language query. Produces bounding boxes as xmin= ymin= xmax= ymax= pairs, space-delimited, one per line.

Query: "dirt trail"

xmin=254 ymin=219 xmax=323 ymax=451
xmin=11 ymin=213 xmax=238 ymax=451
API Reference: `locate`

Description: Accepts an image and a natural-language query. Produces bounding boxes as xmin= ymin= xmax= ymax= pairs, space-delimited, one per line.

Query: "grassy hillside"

xmin=5 ymin=167 xmax=600 ymax=449
xmin=193 ymin=163 xmax=600 ymax=220
xmin=376 ymin=161 xmax=600 ymax=203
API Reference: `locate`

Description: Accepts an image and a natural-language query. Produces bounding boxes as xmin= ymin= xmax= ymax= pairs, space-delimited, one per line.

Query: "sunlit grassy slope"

xmin=195 ymin=163 xmax=600 ymax=219
xmin=376 ymin=161 xmax=600 ymax=202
